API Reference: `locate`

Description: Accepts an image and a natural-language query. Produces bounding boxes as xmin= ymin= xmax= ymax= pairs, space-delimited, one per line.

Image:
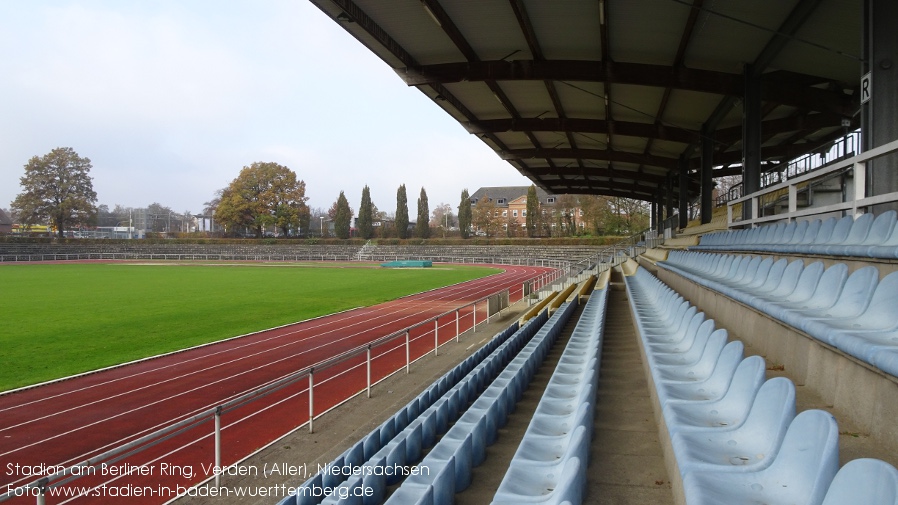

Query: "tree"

xmin=333 ymin=191 xmax=352 ymax=239
xmin=458 ymin=189 xmax=472 ymax=239
xmin=214 ymin=162 xmax=308 ymax=238
xmin=579 ymin=195 xmax=610 ymax=235
xmin=309 ymin=206 xmax=328 ymax=237
xmin=472 ymin=193 xmax=501 ymax=237
xmin=12 ymin=147 xmax=98 ymax=239
xmin=396 ymin=184 xmax=409 ymax=239
xmin=525 ymin=185 xmax=539 ymax=237
xmin=556 ymin=194 xmax=579 ymax=236
xmin=430 ymin=203 xmax=453 ymax=236
xmin=416 ymin=187 xmax=430 ymax=239
xmin=358 ymin=185 xmax=374 ymax=239
xmin=146 ymin=202 xmax=174 ymax=233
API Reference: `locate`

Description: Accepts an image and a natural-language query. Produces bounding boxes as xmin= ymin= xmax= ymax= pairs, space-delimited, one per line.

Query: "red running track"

xmin=0 ymin=264 xmax=555 ymax=504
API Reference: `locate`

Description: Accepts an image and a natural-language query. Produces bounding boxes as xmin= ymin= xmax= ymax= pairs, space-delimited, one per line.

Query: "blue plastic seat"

xmin=746 ymin=258 xmax=788 ymax=290
xmin=793 ymin=266 xmax=881 ymax=334
xmin=804 ymin=271 xmax=898 ymax=341
xmin=868 ymin=212 xmax=898 ymax=258
xmin=756 ymin=261 xmax=824 ymax=306
xmin=822 ymin=458 xmax=898 ymax=505
xmin=653 ymin=329 xmax=729 ymax=382
xmin=652 ymin=322 xmax=719 ymax=367
xmin=491 ymin=457 xmax=584 ymax=505
xmin=648 ymin=314 xmax=710 ymax=350
xmin=806 ymin=215 xmax=855 ymax=255
xmin=682 ymin=410 xmax=840 ymax=505
xmin=662 ymin=349 xmax=766 ymax=433
xmin=824 ymin=213 xmax=875 ymax=256
xmin=837 ymin=210 xmax=897 ymax=257
xmin=772 ymin=263 xmax=848 ymax=315
xmin=658 ymin=344 xmax=751 ymax=406
xmin=740 ymin=259 xmax=805 ymax=306
xmin=771 ymin=220 xmax=810 ymax=253
xmin=671 ymin=378 xmax=796 ymax=475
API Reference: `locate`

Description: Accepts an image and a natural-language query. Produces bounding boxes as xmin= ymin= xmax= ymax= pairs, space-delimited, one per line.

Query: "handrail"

xmin=728 ymin=138 xmax=898 ymax=227
xmin=0 ymin=266 xmax=563 ymax=503
xmin=1 ymin=241 xmax=643 ymax=502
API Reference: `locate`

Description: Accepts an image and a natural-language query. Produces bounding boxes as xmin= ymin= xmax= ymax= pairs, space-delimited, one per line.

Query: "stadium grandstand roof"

xmin=310 ymin=0 xmax=862 ymax=203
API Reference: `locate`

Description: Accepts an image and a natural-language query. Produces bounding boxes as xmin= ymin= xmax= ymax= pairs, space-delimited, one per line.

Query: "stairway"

xmin=586 ymin=285 xmax=675 ymax=504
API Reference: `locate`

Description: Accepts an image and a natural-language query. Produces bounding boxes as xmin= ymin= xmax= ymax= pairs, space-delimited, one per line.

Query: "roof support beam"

xmin=500 ymin=148 xmax=679 ymax=170
xmin=465 ymin=118 xmax=700 ymax=144
xmin=400 ymin=60 xmax=855 ymax=115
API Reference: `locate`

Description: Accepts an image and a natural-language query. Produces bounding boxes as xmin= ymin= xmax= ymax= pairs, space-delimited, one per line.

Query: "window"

xmin=502 ymin=210 xmax=507 ymax=217
xmin=522 ymin=210 xmax=527 ymax=217
xmin=513 ymin=210 xmax=518 ymax=217
xmin=497 ymin=198 xmax=506 ymax=204
xmin=470 ymin=198 xmax=478 ymax=204
xmin=546 ymin=197 xmax=555 ymax=204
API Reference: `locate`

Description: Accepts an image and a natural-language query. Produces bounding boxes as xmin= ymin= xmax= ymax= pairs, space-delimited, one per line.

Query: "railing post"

xmin=214 ymin=406 xmax=222 ymax=488
xmin=455 ymin=309 xmax=460 ymax=342
xmin=366 ymin=345 xmax=372 ymax=398
xmin=473 ymin=302 xmax=477 ymax=331
xmin=854 ymin=161 xmax=866 ymax=215
xmin=788 ymin=184 xmax=798 ymax=217
xmin=308 ymin=368 xmax=314 ymax=433
xmin=405 ymin=331 xmax=410 ymax=373
xmin=36 ymin=478 xmax=48 ymax=505
xmin=434 ymin=320 xmax=439 ymax=356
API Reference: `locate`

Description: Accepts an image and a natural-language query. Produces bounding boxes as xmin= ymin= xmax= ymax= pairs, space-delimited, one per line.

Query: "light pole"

xmin=320 ymin=216 xmax=324 ymax=237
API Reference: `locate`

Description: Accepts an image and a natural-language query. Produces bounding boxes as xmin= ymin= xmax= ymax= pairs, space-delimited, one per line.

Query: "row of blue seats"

xmin=383 ymin=301 xmax=579 ymax=505
xmin=659 ymin=250 xmax=898 ymax=377
xmin=691 ymin=211 xmax=898 ymax=258
xmin=624 ymin=266 xmax=898 ymax=504
xmin=491 ymin=287 xmax=609 ymax=504
xmin=275 ymin=315 xmax=533 ymax=505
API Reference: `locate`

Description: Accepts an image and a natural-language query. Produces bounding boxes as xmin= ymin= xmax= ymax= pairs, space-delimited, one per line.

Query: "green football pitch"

xmin=0 ymin=262 xmax=499 ymax=392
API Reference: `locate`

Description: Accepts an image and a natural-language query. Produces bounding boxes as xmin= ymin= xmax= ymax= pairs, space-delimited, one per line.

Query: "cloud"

xmin=0 ymin=0 xmax=531 ymax=215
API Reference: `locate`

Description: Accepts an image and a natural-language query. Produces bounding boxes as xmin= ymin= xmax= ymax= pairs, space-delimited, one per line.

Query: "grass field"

xmin=0 ymin=262 xmax=498 ymax=392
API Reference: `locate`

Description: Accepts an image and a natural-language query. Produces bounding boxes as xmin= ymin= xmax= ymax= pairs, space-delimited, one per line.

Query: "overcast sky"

xmin=0 ymin=0 xmax=532 ymax=217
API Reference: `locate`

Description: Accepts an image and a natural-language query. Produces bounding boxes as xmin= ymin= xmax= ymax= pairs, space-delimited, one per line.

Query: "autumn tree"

xmin=214 ymin=162 xmax=308 ymax=237
xmin=578 ymin=195 xmax=610 ymax=235
xmin=472 ymin=194 xmax=501 ymax=237
xmin=416 ymin=187 xmax=430 ymax=239
xmin=358 ymin=185 xmax=374 ymax=239
xmin=12 ymin=147 xmax=98 ymax=239
xmin=458 ymin=189 xmax=472 ymax=239
xmin=555 ymin=194 xmax=580 ymax=236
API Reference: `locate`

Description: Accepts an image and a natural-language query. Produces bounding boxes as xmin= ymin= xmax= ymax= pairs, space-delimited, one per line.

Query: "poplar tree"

xmin=416 ymin=187 xmax=430 ymax=239
xmin=458 ymin=189 xmax=472 ymax=239
xmin=526 ymin=184 xmax=539 ymax=237
xmin=334 ymin=191 xmax=352 ymax=239
xmin=358 ymin=185 xmax=373 ymax=239
xmin=395 ymin=184 xmax=409 ymax=239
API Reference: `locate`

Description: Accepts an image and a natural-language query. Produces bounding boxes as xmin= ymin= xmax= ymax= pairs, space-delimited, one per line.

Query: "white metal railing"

xmin=727 ymin=138 xmax=898 ymax=227
xmin=0 ymin=266 xmax=570 ymax=504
